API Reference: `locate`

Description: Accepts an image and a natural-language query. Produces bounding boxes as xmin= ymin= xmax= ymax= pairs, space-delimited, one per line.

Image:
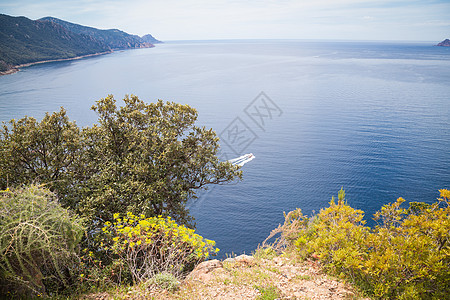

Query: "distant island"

xmin=0 ymin=14 xmax=162 ymax=75
xmin=436 ymin=39 xmax=450 ymax=46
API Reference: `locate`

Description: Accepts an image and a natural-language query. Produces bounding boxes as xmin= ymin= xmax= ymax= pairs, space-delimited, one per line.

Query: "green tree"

xmin=0 ymin=108 xmax=81 ymax=196
xmin=0 ymin=95 xmax=242 ymax=227
xmin=76 ymin=95 xmax=241 ymax=226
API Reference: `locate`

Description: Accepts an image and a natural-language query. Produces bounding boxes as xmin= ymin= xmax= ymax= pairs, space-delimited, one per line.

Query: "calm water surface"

xmin=1 ymin=40 xmax=449 ymax=256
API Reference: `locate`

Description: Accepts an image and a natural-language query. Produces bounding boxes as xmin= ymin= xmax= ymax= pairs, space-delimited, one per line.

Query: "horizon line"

xmin=160 ymin=38 xmax=442 ymax=44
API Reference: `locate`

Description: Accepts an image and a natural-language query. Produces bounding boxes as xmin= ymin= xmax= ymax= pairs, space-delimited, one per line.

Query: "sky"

xmin=1 ymin=0 xmax=449 ymax=41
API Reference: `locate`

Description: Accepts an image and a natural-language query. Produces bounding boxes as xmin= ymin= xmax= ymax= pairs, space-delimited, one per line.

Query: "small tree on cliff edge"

xmin=0 ymin=95 xmax=242 ymax=227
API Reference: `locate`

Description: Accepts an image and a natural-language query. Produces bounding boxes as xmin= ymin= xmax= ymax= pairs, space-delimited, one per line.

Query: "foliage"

xmin=75 ymin=247 xmax=126 ymax=294
xmin=0 ymin=14 xmax=155 ymax=71
xmin=40 ymin=17 xmax=153 ymax=50
xmin=146 ymin=272 xmax=180 ymax=292
xmin=0 ymin=14 xmax=110 ymax=69
xmin=265 ymin=188 xmax=450 ymax=299
xmin=0 ymin=95 xmax=240 ymax=297
xmin=363 ymin=191 xmax=450 ymax=299
xmin=0 ymin=185 xmax=85 ymax=297
xmin=0 ymin=107 xmax=81 ymax=196
xmin=302 ymin=188 xmax=370 ymax=275
xmin=101 ymin=212 xmax=219 ymax=283
xmin=253 ymin=246 xmax=277 ymax=260
xmin=77 ymin=95 xmax=241 ymax=227
xmin=262 ymin=207 xmax=311 ymax=255
xmin=0 ymin=95 xmax=242 ymax=228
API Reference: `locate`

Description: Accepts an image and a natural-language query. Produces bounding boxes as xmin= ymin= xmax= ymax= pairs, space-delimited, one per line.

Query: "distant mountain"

xmin=0 ymin=14 xmax=110 ymax=72
xmin=141 ymin=34 xmax=162 ymax=44
xmin=0 ymin=14 xmax=160 ymax=74
xmin=436 ymin=39 xmax=450 ymax=47
xmin=39 ymin=17 xmax=157 ymax=49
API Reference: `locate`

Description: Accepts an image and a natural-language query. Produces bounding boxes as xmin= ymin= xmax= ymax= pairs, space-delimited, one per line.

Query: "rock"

xmin=202 ymin=259 xmax=223 ymax=270
xmin=234 ymin=254 xmax=255 ymax=265
xmin=223 ymin=257 xmax=236 ymax=264
xmin=186 ymin=259 xmax=223 ymax=282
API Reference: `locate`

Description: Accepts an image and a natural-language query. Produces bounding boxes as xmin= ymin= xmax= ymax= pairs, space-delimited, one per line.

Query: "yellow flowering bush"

xmin=303 ymin=189 xmax=370 ymax=277
xmin=265 ymin=188 xmax=450 ymax=299
xmin=102 ymin=212 xmax=218 ymax=283
xmin=363 ymin=190 xmax=450 ymax=299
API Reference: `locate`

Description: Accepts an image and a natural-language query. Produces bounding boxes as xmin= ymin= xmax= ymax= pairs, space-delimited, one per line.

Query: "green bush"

xmin=0 ymin=185 xmax=85 ymax=297
xmin=147 ymin=272 xmax=180 ymax=292
xmin=75 ymin=247 xmax=126 ymax=294
xmin=265 ymin=188 xmax=450 ymax=299
xmin=100 ymin=212 xmax=219 ymax=284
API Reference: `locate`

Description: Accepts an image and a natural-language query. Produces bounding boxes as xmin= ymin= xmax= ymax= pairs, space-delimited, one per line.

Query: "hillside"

xmin=0 ymin=14 xmax=110 ymax=72
xmin=39 ymin=17 xmax=159 ymax=49
xmin=0 ymin=14 xmax=159 ymax=73
xmin=80 ymin=254 xmax=367 ymax=300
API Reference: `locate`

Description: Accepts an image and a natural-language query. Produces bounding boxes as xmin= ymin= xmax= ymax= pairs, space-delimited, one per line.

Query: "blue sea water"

xmin=1 ymin=40 xmax=449 ymax=256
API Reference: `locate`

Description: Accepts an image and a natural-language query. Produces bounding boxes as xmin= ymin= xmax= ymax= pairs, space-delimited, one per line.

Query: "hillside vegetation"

xmin=39 ymin=17 xmax=160 ymax=50
xmin=0 ymin=97 xmax=448 ymax=299
xmin=0 ymin=14 xmax=108 ymax=71
xmin=262 ymin=188 xmax=450 ymax=299
xmin=0 ymin=14 xmax=161 ymax=72
xmin=0 ymin=95 xmax=242 ymax=297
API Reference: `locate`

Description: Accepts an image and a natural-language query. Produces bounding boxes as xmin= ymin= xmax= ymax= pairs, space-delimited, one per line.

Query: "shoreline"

xmin=0 ymin=50 xmax=113 ymax=76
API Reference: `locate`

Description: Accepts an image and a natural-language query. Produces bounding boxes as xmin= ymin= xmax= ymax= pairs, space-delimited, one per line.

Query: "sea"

xmin=1 ymin=40 xmax=449 ymax=257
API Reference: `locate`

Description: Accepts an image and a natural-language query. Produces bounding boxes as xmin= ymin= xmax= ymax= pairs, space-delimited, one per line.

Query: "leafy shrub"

xmin=146 ymin=272 xmax=180 ymax=292
xmin=0 ymin=185 xmax=85 ymax=297
xmin=75 ymin=247 xmax=126 ymax=294
xmin=303 ymin=189 xmax=370 ymax=276
xmin=265 ymin=188 xmax=450 ymax=299
xmin=253 ymin=246 xmax=278 ymax=260
xmin=364 ymin=192 xmax=450 ymax=299
xmin=262 ymin=207 xmax=311 ymax=254
xmin=101 ymin=212 xmax=219 ymax=283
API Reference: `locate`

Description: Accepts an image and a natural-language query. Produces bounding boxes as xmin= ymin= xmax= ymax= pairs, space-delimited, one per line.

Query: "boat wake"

xmin=228 ymin=153 xmax=255 ymax=166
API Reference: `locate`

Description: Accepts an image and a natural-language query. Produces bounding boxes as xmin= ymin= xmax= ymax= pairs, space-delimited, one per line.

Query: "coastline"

xmin=0 ymin=68 xmax=19 ymax=76
xmin=1 ymin=43 xmax=156 ymax=76
xmin=0 ymin=51 xmax=113 ymax=76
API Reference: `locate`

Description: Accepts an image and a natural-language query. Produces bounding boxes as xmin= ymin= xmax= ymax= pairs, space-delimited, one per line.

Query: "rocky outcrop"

xmin=436 ymin=39 xmax=450 ymax=46
xmin=187 ymin=259 xmax=224 ymax=282
xmin=182 ymin=254 xmax=365 ymax=299
xmin=84 ymin=253 xmax=367 ymax=299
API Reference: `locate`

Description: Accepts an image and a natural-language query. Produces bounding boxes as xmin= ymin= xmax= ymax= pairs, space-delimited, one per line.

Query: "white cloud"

xmin=1 ymin=0 xmax=449 ymax=40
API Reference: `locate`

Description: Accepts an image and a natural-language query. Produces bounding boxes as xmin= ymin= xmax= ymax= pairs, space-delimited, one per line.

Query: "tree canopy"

xmin=0 ymin=95 xmax=242 ymax=227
